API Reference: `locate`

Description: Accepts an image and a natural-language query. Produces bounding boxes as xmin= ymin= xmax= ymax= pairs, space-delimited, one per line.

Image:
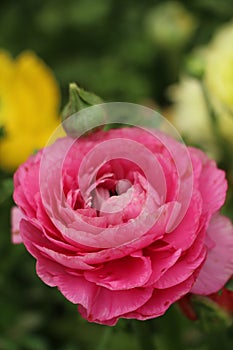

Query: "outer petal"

xmin=36 ymin=256 xmax=66 ymax=287
xmin=153 ymin=247 xmax=206 ymax=289
xmin=163 ymin=189 xmax=203 ymax=250
xmin=20 ymin=219 xmax=95 ymax=270
xmin=189 ymin=148 xmax=227 ymax=216
xmin=191 ymin=214 xmax=233 ymax=295
xmin=13 ymin=152 xmax=41 ymax=217
xmin=11 ymin=206 xmax=24 ymax=244
xmin=84 ymin=251 xmax=152 ymax=290
xmin=125 ymin=274 xmax=197 ymax=320
xmin=78 ymin=305 xmax=119 ymax=326
xmin=55 ymin=273 xmax=153 ymax=324
xmin=36 ymin=255 xmax=153 ymax=326
xmin=143 ymin=246 xmax=182 ymax=287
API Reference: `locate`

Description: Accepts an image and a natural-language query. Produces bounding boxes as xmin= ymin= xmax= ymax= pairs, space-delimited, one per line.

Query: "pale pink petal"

xmin=35 ymin=245 xmax=95 ymax=270
xmin=11 ymin=206 xmax=24 ymax=244
xmin=191 ymin=214 xmax=233 ymax=295
xmin=78 ymin=202 xmax=175 ymax=265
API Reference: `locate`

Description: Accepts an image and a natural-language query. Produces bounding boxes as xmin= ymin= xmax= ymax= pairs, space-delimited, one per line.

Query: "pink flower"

xmin=12 ymin=127 xmax=233 ymax=325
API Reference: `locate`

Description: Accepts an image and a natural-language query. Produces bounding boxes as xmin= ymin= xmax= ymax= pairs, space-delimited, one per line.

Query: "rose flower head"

xmin=12 ymin=104 xmax=233 ymax=325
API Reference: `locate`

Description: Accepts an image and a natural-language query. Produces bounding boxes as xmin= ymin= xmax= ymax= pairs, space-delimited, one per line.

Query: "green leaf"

xmin=77 ymin=84 xmax=103 ymax=107
xmin=0 ymin=178 xmax=14 ymax=205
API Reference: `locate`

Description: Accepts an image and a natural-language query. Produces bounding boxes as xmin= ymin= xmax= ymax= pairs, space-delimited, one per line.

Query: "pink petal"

xmin=20 ymin=219 xmax=94 ymax=270
xmin=39 ymin=132 xmax=168 ymax=248
xmin=190 ymin=148 xmax=227 ymax=216
xmin=13 ymin=152 xmax=41 ymax=218
xmin=143 ymin=247 xmax=182 ymax=287
xmin=11 ymin=206 xmax=24 ymax=244
xmin=153 ymin=246 xmax=206 ymax=289
xmin=78 ymin=305 xmax=119 ymax=326
xmin=53 ymin=272 xmax=153 ymax=324
xmin=78 ymin=202 xmax=175 ymax=265
xmin=84 ymin=251 xmax=152 ymax=290
xmin=163 ymin=189 xmax=203 ymax=250
xmin=153 ymin=228 xmax=207 ymax=289
xmin=54 ymin=274 xmax=98 ymax=310
xmin=191 ymin=214 xmax=233 ymax=295
xmin=125 ymin=275 xmax=196 ymax=320
xmin=36 ymin=245 xmax=94 ymax=270
xmin=36 ymin=257 xmax=66 ymax=287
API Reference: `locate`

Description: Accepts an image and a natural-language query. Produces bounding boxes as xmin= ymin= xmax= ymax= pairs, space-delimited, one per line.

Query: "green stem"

xmin=132 ymin=320 xmax=156 ymax=350
xmin=96 ymin=326 xmax=112 ymax=350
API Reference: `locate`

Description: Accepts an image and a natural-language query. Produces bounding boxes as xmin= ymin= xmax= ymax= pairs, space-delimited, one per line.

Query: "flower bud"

xmin=62 ymin=82 xmax=105 ymax=137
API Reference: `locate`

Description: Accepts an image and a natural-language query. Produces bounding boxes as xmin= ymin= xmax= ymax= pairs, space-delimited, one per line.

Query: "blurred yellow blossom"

xmin=169 ymin=75 xmax=233 ymax=159
xmin=0 ymin=50 xmax=61 ymax=171
xmin=168 ymin=77 xmax=217 ymax=153
xmin=169 ymin=21 xmax=233 ymax=159
xmin=205 ymin=21 xmax=233 ymax=118
xmin=204 ymin=21 xmax=233 ymax=144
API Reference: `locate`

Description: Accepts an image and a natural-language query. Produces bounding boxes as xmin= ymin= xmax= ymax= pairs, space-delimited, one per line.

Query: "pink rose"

xmin=13 ymin=127 xmax=233 ymax=325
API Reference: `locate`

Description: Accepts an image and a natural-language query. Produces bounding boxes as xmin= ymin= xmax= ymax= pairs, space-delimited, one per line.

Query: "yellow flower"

xmin=168 ymin=77 xmax=217 ymax=153
xmin=0 ymin=50 xmax=61 ymax=171
xmin=204 ymin=21 xmax=233 ymax=144
xmin=205 ymin=21 xmax=233 ymax=117
xmin=169 ymin=75 xmax=233 ymax=160
xmin=169 ymin=22 xmax=233 ymax=158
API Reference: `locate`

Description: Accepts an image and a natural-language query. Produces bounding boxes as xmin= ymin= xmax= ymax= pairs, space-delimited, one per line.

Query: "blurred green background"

xmin=0 ymin=0 xmax=233 ymax=349
xmin=1 ymin=0 xmax=232 ymax=105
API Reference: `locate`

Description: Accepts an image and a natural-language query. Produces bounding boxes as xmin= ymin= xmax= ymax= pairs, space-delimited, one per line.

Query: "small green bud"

xmin=62 ymin=82 xmax=103 ymax=119
xmin=62 ymin=83 xmax=105 ymax=137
